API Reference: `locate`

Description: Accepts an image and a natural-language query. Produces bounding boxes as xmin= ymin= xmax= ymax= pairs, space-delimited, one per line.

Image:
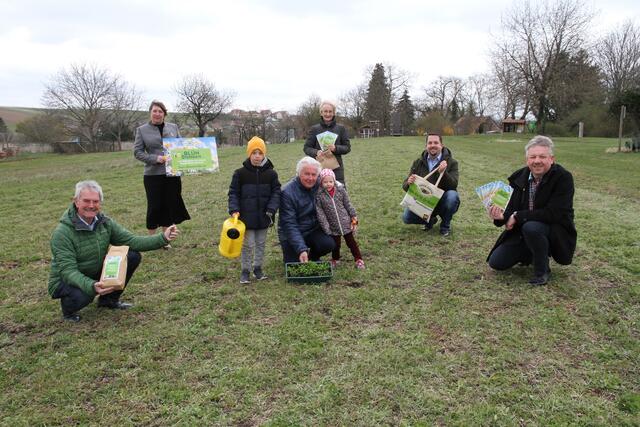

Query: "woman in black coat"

xmin=303 ymin=100 xmax=351 ymax=184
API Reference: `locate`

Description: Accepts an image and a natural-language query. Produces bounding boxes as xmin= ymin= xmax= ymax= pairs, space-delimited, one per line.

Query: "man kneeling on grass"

xmin=48 ymin=180 xmax=180 ymax=322
xmin=487 ymin=136 xmax=577 ymax=286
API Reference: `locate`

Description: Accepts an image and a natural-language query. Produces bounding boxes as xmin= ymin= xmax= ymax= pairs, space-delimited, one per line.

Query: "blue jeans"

xmin=52 ymin=250 xmax=142 ymax=315
xmin=488 ymin=221 xmax=551 ymax=276
xmin=281 ymin=228 xmax=335 ymax=263
xmin=402 ymin=190 xmax=460 ymax=231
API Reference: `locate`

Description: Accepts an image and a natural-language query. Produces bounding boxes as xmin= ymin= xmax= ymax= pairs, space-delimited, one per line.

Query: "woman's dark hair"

xmin=149 ymin=100 xmax=168 ymax=115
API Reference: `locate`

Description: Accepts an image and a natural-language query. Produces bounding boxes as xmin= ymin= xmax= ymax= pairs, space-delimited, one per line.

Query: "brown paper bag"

xmin=320 ymin=150 xmax=340 ymax=170
xmin=100 ymin=245 xmax=129 ymax=290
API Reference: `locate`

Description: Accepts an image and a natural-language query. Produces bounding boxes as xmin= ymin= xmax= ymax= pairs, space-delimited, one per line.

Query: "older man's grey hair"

xmin=525 ymin=135 xmax=554 ymax=156
xmin=296 ymin=156 xmax=322 ymax=176
xmin=74 ymin=180 xmax=104 ymax=201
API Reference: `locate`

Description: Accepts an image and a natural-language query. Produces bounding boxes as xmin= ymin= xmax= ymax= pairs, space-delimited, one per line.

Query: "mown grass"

xmin=1 ymin=135 xmax=638 ymax=425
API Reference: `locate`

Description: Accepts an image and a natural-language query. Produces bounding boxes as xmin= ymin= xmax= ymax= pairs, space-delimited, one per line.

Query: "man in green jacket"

xmin=48 ymin=180 xmax=180 ymax=322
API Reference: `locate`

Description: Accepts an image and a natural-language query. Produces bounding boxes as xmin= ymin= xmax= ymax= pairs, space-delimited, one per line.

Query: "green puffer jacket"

xmin=48 ymin=204 xmax=168 ymax=297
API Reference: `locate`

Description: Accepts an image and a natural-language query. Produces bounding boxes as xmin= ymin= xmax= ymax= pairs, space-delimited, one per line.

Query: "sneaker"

xmin=355 ymin=259 xmax=366 ymax=270
xmin=439 ymin=228 xmax=451 ymax=237
xmin=330 ymin=259 xmax=340 ymax=269
xmin=422 ymin=216 xmax=438 ymax=231
xmin=163 ymin=244 xmax=172 ymax=250
xmin=62 ymin=313 xmax=81 ymax=323
xmin=240 ymin=270 xmax=251 ymax=284
xmin=253 ymin=266 xmax=267 ymax=280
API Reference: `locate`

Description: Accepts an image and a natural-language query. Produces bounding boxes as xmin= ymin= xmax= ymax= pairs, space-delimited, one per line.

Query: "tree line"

xmin=3 ymin=0 xmax=639 ymax=150
xmin=332 ymin=0 xmax=639 ymax=138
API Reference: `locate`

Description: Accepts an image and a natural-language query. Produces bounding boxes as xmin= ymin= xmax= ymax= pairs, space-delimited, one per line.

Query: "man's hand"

xmin=156 ymin=155 xmax=166 ymax=164
xmin=328 ymin=144 xmax=336 ymax=153
xmin=351 ymin=216 xmax=358 ymax=232
xmin=94 ymin=281 xmax=115 ymax=296
xmin=164 ymin=224 xmax=180 ymax=241
xmin=266 ymin=211 xmax=274 ymax=227
xmin=232 ymin=212 xmax=240 ymax=219
xmin=299 ymin=251 xmax=309 ymax=263
xmin=505 ymin=213 xmax=517 ymax=230
xmin=437 ymin=160 xmax=448 ymax=174
xmin=488 ymin=205 xmax=505 ymax=221
xmin=407 ymin=174 xmax=418 ymax=184
xmin=316 ymin=150 xmax=326 ymax=161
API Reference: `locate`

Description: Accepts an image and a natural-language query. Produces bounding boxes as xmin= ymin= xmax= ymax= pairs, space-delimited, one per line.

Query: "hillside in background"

xmin=0 ymin=106 xmax=45 ymax=131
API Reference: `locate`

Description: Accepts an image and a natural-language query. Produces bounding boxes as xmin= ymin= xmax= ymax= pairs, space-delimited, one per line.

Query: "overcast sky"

xmin=1 ymin=0 xmax=638 ymax=112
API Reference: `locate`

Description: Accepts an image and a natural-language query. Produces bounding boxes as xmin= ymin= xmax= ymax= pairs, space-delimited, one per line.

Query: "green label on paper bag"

xmin=104 ymin=255 xmax=122 ymax=279
xmin=171 ymin=148 xmax=213 ymax=170
xmin=407 ymin=183 xmax=440 ymax=209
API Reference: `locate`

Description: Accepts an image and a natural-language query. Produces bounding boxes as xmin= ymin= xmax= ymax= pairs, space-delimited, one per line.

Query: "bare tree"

xmin=339 ymin=84 xmax=367 ymax=132
xmin=492 ymin=0 xmax=593 ymax=131
xmin=464 ymin=74 xmax=492 ymax=116
xmin=595 ymin=20 xmax=640 ymax=98
xmin=296 ymin=94 xmax=322 ymax=138
xmin=383 ymin=62 xmax=414 ymax=106
xmin=489 ymin=53 xmax=535 ymax=120
xmin=174 ymin=74 xmax=234 ymax=137
xmin=104 ymin=80 xmax=144 ymax=150
xmin=420 ymin=76 xmax=465 ymax=119
xmin=42 ymin=63 xmax=119 ymax=151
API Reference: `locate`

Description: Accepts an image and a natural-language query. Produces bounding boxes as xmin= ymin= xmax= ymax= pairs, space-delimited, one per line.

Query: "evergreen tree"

xmin=394 ymin=89 xmax=415 ymax=134
xmin=0 ymin=117 xmax=8 ymax=134
xmin=365 ymin=63 xmax=391 ymax=135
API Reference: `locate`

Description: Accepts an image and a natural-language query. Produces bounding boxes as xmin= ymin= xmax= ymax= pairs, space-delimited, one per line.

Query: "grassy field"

xmin=1 ymin=135 xmax=638 ymax=425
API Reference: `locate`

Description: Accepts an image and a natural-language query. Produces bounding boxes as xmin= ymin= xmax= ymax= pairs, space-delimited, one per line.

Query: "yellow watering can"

xmin=218 ymin=214 xmax=246 ymax=258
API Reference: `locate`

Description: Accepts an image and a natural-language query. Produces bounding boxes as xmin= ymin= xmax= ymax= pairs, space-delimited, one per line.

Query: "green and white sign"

xmin=163 ymin=137 xmax=219 ymax=176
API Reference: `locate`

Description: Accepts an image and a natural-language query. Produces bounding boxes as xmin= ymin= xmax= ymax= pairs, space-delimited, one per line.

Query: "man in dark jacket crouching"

xmin=402 ymin=133 xmax=460 ymax=237
xmin=487 ymin=135 xmax=577 ymax=286
xmin=48 ymin=180 xmax=180 ymax=322
xmin=278 ymin=157 xmax=335 ymax=263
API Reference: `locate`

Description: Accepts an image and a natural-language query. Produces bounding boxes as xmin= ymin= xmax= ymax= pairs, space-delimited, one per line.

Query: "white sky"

xmin=1 ymin=0 xmax=638 ymax=112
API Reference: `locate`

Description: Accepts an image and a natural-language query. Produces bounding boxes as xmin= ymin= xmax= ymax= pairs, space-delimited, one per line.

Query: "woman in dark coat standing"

xmin=134 ymin=100 xmax=190 ymax=240
xmin=303 ymin=100 xmax=351 ymax=185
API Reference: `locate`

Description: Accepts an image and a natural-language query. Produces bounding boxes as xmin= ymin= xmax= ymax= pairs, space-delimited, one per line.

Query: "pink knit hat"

xmin=319 ymin=168 xmax=335 ymax=182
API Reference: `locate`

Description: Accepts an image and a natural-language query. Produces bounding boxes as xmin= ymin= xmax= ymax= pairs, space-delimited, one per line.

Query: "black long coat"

xmin=487 ymin=163 xmax=577 ymax=265
xmin=303 ymin=118 xmax=351 ymax=183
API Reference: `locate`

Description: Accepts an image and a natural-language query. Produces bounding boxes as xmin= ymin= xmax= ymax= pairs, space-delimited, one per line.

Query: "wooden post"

xmin=578 ymin=122 xmax=584 ymax=139
xmin=618 ymin=105 xmax=626 ymax=152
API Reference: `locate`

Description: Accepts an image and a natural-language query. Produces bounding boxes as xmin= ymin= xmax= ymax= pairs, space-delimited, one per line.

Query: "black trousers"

xmin=488 ymin=221 xmax=551 ymax=276
xmin=281 ymin=228 xmax=335 ymax=263
xmin=52 ymin=250 xmax=142 ymax=315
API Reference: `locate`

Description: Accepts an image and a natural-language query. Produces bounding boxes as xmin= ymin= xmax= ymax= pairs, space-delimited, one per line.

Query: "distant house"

xmin=454 ymin=116 xmax=500 ymax=135
xmin=502 ymin=118 xmax=527 ymax=133
xmin=359 ymin=125 xmax=378 ymax=138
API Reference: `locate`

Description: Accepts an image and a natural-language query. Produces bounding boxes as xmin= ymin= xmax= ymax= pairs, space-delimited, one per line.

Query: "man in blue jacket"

xmin=278 ymin=157 xmax=335 ymax=263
